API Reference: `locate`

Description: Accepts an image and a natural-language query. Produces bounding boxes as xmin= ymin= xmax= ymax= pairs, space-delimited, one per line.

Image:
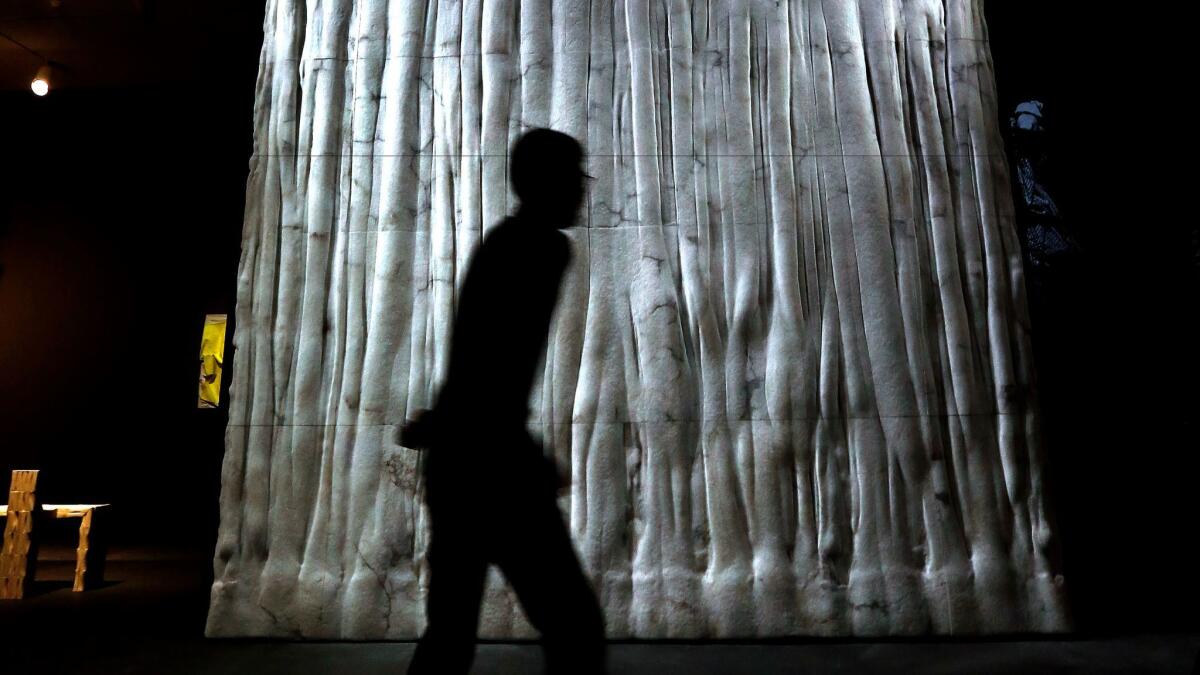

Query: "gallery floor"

xmin=2 ymin=546 xmax=1196 ymax=674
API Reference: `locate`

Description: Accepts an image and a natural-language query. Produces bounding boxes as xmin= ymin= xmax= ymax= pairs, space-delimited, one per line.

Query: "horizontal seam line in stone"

xmin=263 ymin=38 xmax=994 ymax=60
xmin=250 ymin=153 xmax=1004 ymax=158
xmin=228 ymin=412 xmax=1031 ymax=427
xmin=282 ymin=218 xmax=1017 ymax=233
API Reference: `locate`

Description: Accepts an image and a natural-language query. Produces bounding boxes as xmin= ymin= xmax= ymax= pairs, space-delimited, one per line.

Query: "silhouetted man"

xmin=400 ymin=129 xmax=606 ymax=674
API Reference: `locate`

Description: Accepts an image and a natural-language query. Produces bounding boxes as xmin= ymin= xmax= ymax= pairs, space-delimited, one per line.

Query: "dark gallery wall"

xmin=0 ymin=2 xmax=1195 ymax=633
xmin=984 ymin=4 xmax=1198 ymax=634
xmin=0 ymin=5 xmax=264 ymax=553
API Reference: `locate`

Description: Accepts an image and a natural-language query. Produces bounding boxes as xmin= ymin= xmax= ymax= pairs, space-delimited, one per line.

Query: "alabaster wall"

xmin=207 ymin=0 xmax=1068 ymax=639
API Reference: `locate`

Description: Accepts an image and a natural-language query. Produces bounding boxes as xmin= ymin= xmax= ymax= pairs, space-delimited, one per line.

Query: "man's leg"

xmin=496 ymin=492 xmax=606 ymax=675
xmin=408 ymin=510 xmax=489 ymax=675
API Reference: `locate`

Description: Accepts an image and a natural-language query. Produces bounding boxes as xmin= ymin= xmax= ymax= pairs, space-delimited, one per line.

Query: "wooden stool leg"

xmin=1 ymin=470 xmax=40 ymax=600
xmin=73 ymin=507 xmax=107 ymax=591
xmin=73 ymin=509 xmax=92 ymax=592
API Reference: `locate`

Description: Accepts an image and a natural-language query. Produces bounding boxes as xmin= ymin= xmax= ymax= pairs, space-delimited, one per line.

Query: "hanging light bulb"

xmin=31 ymin=64 xmax=52 ymax=96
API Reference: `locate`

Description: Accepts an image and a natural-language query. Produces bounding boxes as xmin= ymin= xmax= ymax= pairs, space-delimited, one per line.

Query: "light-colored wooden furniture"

xmin=1 ymin=470 xmax=40 ymax=599
xmin=1 ymin=469 xmax=110 ymax=597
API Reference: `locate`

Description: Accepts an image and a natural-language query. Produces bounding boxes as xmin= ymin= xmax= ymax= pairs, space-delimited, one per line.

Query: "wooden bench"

xmin=0 ymin=470 xmax=109 ymax=598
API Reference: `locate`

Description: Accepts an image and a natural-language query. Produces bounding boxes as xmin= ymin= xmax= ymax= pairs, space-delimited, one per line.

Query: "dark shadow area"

xmin=0 ymin=2 xmax=263 ymax=554
xmin=986 ymin=3 xmax=1199 ymax=635
xmin=27 ymin=579 xmax=75 ymax=597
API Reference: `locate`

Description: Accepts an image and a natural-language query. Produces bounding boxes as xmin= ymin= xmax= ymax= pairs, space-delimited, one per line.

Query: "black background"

xmin=0 ymin=5 xmax=263 ymax=551
xmin=0 ymin=2 xmax=1195 ymax=634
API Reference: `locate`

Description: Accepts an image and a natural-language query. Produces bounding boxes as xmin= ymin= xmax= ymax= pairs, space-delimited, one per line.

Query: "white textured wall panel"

xmin=206 ymin=0 xmax=1068 ymax=638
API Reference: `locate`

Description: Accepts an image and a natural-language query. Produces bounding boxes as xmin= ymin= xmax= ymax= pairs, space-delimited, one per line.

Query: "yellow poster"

xmin=198 ymin=314 xmax=228 ymax=408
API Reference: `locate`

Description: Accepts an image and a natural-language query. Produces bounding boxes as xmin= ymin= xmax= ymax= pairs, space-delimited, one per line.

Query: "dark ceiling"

xmin=0 ymin=0 xmax=262 ymax=92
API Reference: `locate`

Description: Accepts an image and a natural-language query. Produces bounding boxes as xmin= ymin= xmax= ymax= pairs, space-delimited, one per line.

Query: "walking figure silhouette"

xmin=400 ymin=128 xmax=606 ymax=674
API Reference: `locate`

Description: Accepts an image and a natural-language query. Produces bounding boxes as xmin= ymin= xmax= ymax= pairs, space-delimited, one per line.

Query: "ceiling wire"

xmin=0 ymin=28 xmax=46 ymax=62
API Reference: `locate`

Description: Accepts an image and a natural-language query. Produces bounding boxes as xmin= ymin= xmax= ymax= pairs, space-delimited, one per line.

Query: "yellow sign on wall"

xmin=198 ymin=314 xmax=227 ymax=408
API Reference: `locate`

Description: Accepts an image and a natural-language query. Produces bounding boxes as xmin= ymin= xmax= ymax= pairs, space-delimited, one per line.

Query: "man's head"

xmin=510 ymin=128 xmax=587 ymax=228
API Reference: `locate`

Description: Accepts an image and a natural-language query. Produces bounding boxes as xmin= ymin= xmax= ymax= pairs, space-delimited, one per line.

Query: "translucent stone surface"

xmin=206 ymin=0 xmax=1067 ymax=639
